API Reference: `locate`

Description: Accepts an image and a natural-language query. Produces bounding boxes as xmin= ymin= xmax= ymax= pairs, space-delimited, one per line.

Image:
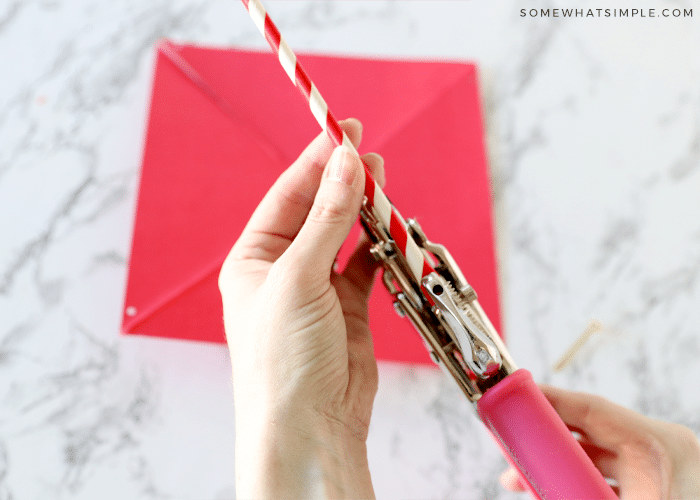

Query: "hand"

xmin=219 ymin=118 xmax=384 ymax=499
xmin=500 ymin=386 xmax=700 ymax=499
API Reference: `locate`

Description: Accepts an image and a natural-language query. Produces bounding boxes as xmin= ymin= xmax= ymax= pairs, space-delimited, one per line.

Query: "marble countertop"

xmin=2 ymin=1 xmax=699 ymax=498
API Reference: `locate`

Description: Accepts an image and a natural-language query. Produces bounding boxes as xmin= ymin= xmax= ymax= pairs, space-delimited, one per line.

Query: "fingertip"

xmin=539 ymin=383 xmax=559 ymax=393
xmin=361 ymin=152 xmax=385 ymax=189
xmin=326 ymin=145 xmax=364 ymax=190
xmin=339 ymin=117 xmax=363 ymax=148
xmin=287 ymin=145 xmax=365 ymax=275
xmin=539 ymin=384 xmax=576 ymax=405
xmin=499 ymin=468 xmax=527 ymax=492
xmin=538 ymin=384 xmax=557 ymax=400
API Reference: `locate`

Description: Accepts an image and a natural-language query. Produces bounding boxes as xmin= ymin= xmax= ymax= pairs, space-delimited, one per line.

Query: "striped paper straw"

xmin=241 ymin=0 xmax=434 ymax=283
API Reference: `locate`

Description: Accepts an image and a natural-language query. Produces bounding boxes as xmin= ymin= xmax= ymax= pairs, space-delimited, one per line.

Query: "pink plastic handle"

xmin=477 ymin=369 xmax=617 ymax=499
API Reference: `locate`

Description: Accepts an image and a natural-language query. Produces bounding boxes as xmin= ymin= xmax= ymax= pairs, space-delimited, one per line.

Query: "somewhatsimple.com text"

xmin=520 ymin=8 xmax=692 ymax=18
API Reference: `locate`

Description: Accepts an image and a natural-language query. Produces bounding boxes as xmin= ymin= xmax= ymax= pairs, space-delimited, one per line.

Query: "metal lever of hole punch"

xmin=359 ymin=202 xmax=617 ymax=500
xmin=359 ymin=202 xmax=516 ymax=401
xmin=422 ymin=273 xmax=501 ymax=379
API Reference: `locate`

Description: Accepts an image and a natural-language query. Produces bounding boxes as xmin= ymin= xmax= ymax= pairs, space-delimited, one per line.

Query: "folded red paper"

xmin=122 ymin=41 xmax=502 ymax=365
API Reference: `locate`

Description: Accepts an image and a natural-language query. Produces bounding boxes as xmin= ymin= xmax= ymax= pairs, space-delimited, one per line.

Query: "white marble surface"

xmin=2 ymin=1 xmax=699 ymax=498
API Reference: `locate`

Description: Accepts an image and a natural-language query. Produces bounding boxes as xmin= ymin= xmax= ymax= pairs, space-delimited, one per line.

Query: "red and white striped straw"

xmin=241 ymin=0 xmax=433 ymax=282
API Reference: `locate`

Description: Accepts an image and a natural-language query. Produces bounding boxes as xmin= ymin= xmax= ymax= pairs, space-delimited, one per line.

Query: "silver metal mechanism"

xmin=360 ymin=199 xmax=517 ymax=402
xmin=422 ymin=273 xmax=502 ymax=378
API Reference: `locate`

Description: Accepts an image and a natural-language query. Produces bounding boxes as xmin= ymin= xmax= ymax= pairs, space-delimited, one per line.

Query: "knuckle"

xmin=218 ymin=255 xmax=236 ymax=293
xmin=579 ymin=394 xmax=607 ymax=429
xmin=628 ymin=433 xmax=666 ymax=457
xmin=275 ymin=179 xmax=315 ymax=209
xmin=217 ymin=270 xmax=227 ymax=294
xmin=620 ymin=432 xmax=673 ymax=477
xmin=670 ymin=423 xmax=700 ymax=460
xmin=308 ymin=194 xmax=351 ymax=226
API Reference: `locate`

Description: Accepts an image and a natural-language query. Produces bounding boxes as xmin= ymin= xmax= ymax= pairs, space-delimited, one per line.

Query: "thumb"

xmin=283 ymin=145 xmax=365 ymax=279
xmin=499 ymin=467 xmax=527 ymax=492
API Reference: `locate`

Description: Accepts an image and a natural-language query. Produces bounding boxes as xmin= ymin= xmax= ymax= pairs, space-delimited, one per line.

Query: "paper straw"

xmin=241 ymin=0 xmax=433 ymax=282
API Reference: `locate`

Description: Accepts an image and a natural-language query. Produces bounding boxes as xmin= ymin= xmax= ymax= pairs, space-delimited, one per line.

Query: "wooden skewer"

xmin=553 ymin=320 xmax=603 ymax=372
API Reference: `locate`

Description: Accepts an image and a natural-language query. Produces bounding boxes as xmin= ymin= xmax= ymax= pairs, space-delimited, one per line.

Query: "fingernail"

xmin=327 ymin=146 xmax=356 ymax=186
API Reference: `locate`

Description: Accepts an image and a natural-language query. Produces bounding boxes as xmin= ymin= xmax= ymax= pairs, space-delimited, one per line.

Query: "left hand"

xmin=219 ymin=118 xmax=385 ymax=499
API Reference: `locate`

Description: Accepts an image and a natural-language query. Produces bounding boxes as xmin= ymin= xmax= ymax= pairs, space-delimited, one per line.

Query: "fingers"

xmin=281 ymin=145 xmax=365 ymax=279
xmin=540 ymin=385 xmax=648 ymax=452
xmin=341 ymin=152 xmax=385 ymax=299
xmin=500 ymin=386 xmax=697 ymax=499
xmin=499 ymin=446 xmax=618 ymax=493
xmin=540 ymin=385 xmax=669 ymax=499
xmin=361 ymin=152 xmax=385 ymax=189
xmin=499 ymin=468 xmax=527 ymax=492
xmin=616 ymin=445 xmax=666 ymax=500
xmin=578 ymin=441 xmax=620 ymax=480
xmin=230 ymin=118 xmax=362 ymax=263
